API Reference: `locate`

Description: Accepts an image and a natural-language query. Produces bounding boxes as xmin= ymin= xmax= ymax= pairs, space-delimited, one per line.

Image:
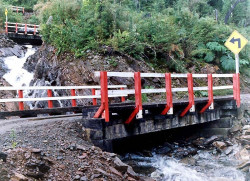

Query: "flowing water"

xmin=123 ymin=144 xmax=246 ymax=181
xmin=3 ymin=45 xmax=36 ymax=87
xmin=2 ymin=45 xmax=64 ymax=109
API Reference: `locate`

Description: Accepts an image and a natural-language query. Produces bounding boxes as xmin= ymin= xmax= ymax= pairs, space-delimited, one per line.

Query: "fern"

xmin=206 ymin=42 xmax=227 ymax=52
xmin=220 ymin=55 xmax=235 ymax=71
xmin=204 ymin=51 xmax=215 ymax=62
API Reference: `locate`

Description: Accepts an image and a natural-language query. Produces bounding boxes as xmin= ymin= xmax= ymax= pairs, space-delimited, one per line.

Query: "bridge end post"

xmin=233 ymin=73 xmax=240 ymax=108
xmin=94 ymin=71 xmax=109 ymax=122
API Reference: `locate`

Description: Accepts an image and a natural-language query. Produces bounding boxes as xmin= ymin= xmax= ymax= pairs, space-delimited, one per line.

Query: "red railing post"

xmin=180 ymin=73 xmax=195 ymax=117
xmin=120 ymin=87 xmax=126 ymax=102
xmin=125 ymin=72 xmax=142 ymax=124
xmin=25 ymin=24 xmax=27 ymax=34
xmin=5 ymin=22 xmax=8 ymax=34
xmin=47 ymin=90 xmax=53 ymax=108
xmin=16 ymin=8 xmax=18 ymax=13
xmin=94 ymin=72 xmax=109 ymax=122
xmin=71 ymin=89 xmax=77 ymax=107
xmin=18 ymin=90 xmax=24 ymax=111
xmin=92 ymin=89 xmax=97 ymax=106
xmin=200 ymin=74 xmax=214 ymax=113
xmin=233 ymin=73 xmax=240 ymax=108
xmin=34 ymin=25 xmax=36 ymax=35
xmin=161 ymin=73 xmax=173 ymax=115
xmin=23 ymin=8 xmax=25 ymax=14
xmin=15 ymin=23 xmax=18 ymax=33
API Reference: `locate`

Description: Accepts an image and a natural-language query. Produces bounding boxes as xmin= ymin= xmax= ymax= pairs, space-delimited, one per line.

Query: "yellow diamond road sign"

xmin=225 ymin=30 xmax=248 ymax=55
xmin=5 ymin=8 xmax=8 ymax=16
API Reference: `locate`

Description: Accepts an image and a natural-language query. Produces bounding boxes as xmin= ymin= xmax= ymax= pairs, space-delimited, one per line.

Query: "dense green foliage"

xmin=2 ymin=0 xmax=250 ymax=73
xmin=3 ymin=0 xmax=38 ymax=10
xmin=0 ymin=0 xmax=24 ymax=28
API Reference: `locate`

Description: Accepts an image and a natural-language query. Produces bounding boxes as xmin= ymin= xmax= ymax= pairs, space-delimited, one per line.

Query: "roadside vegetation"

xmin=1 ymin=0 xmax=250 ymax=75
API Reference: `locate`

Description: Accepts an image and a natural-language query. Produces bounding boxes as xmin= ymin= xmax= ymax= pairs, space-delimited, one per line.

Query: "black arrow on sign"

xmin=230 ymin=37 xmax=241 ymax=48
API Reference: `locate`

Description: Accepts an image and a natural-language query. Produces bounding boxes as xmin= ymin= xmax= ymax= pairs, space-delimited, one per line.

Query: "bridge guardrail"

xmin=10 ymin=6 xmax=25 ymax=14
xmin=0 ymin=85 xmax=127 ymax=111
xmin=94 ymin=72 xmax=240 ymax=123
xmin=5 ymin=22 xmax=40 ymax=35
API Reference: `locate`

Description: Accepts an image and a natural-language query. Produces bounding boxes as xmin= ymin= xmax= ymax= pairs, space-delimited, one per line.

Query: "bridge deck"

xmin=0 ymin=95 xmax=234 ymax=120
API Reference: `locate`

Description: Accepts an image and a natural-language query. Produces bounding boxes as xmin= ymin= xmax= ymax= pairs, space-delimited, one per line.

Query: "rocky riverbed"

xmin=0 ymin=118 xmax=153 ymax=181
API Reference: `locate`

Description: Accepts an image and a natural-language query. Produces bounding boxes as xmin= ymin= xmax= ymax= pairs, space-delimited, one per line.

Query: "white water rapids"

xmin=3 ymin=45 xmax=35 ymax=87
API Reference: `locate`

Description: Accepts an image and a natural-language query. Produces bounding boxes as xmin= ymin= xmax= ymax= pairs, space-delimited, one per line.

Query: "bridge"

xmin=0 ymin=71 xmax=241 ymax=151
xmin=4 ymin=22 xmax=42 ymax=45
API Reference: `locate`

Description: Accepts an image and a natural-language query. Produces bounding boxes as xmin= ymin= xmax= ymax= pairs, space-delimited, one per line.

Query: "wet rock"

xmin=229 ymin=125 xmax=241 ymax=134
xmin=114 ymin=156 xmax=129 ymax=172
xmin=11 ymin=172 xmax=28 ymax=181
xmin=192 ymin=137 xmax=205 ymax=148
xmin=238 ymin=161 xmax=250 ymax=170
xmin=204 ymin=135 xmax=219 ymax=145
xmin=224 ymin=146 xmax=233 ymax=155
xmin=151 ymin=171 xmax=162 ymax=179
xmin=109 ymin=166 xmax=123 ymax=177
xmin=80 ymin=176 xmax=87 ymax=181
xmin=243 ymin=129 xmax=250 ymax=135
xmin=127 ymin=165 xmax=138 ymax=179
xmin=242 ymin=125 xmax=250 ymax=130
xmin=240 ymin=135 xmax=250 ymax=141
xmin=213 ymin=141 xmax=227 ymax=150
xmin=236 ymin=148 xmax=250 ymax=161
xmin=239 ymin=139 xmax=250 ymax=146
xmin=0 ymin=152 xmax=7 ymax=162
xmin=156 ymin=146 xmax=171 ymax=155
xmin=140 ymin=176 xmax=156 ymax=181
xmin=180 ymin=157 xmax=196 ymax=166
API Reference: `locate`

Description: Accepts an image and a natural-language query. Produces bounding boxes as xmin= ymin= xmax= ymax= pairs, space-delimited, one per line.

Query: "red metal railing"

xmin=5 ymin=22 xmax=40 ymax=35
xmin=94 ymin=71 xmax=240 ymax=123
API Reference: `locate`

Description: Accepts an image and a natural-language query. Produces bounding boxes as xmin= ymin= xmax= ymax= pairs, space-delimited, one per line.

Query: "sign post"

xmin=5 ymin=8 xmax=8 ymax=22
xmin=224 ymin=30 xmax=248 ymax=73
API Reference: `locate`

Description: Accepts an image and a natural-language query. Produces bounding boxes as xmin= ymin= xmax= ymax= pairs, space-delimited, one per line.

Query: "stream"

xmin=1 ymin=44 xmax=248 ymax=181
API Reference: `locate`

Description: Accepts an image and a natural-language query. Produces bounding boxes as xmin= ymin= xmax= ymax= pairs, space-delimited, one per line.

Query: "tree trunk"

xmin=224 ymin=0 xmax=246 ymax=24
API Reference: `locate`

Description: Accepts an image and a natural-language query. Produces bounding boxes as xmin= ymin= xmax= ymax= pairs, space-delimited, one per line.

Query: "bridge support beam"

xmin=161 ymin=73 xmax=173 ymax=115
xmin=125 ymin=72 xmax=142 ymax=124
xmin=180 ymin=73 xmax=195 ymax=117
xmin=200 ymin=74 xmax=214 ymax=113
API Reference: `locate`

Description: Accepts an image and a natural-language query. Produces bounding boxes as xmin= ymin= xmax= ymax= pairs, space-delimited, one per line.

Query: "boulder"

xmin=229 ymin=125 xmax=241 ymax=134
xmin=213 ymin=141 xmax=227 ymax=150
xmin=10 ymin=172 xmax=28 ymax=181
xmin=238 ymin=161 xmax=250 ymax=170
xmin=240 ymin=135 xmax=250 ymax=141
xmin=113 ymin=157 xmax=129 ymax=172
xmin=0 ymin=152 xmax=7 ymax=162
xmin=204 ymin=135 xmax=219 ymax=145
